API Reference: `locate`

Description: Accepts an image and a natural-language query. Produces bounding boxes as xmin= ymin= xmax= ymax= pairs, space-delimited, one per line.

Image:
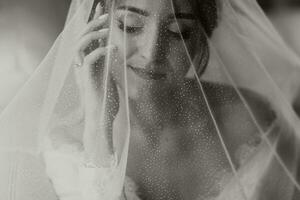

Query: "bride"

xmin=43 ymin=0 xmax=300 ymax=199
xmin=0 ymin=0 xmax=300 ymax=200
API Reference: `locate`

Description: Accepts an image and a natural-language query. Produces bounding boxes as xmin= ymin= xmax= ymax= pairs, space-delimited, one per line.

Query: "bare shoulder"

xmin=200 ymin=82 xmax=300 ymax=197
xmin=201 ymin=81 xmax=276 ymax=130
xmin=183 ymin=80 xmax=276 ymax=163
xmin=184 ymin=80 xmax=276 ymax=129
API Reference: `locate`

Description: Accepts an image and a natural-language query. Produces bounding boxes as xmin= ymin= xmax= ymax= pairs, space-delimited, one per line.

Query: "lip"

xmin=127 ymin=65 xmax=167 ymax=81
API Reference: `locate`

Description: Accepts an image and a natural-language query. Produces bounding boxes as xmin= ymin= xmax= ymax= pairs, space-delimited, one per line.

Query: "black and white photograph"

xmin=1 ymin=0 xmax=300 ymax=199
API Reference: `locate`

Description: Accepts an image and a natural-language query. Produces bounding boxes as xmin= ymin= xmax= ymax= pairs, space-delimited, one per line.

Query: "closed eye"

xmin=118 ymin=20 xmax=144 ymax=34
xmin=168 ymin=23 xmax=192 ymax=40
xmin=168 ymin=29 xmax=192 ymax=40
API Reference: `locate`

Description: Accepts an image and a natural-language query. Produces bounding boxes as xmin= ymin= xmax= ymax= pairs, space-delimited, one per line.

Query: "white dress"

xmin=43 ymin=138 xmax=141 ymax=200
xmin=42 ymin=109 xmax=140 ymax=200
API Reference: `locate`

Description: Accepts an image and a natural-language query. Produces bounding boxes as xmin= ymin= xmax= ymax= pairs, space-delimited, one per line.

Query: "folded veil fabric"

xmin=0 ymin=0 xmax=300 ymax=199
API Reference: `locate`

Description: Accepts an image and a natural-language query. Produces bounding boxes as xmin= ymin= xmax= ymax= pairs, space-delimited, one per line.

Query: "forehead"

xmin=115 ymin=0 xmax=193 ymax=14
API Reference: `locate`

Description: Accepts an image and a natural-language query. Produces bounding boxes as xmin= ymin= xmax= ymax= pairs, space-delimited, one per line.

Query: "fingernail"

xmin=98 ymin=39 xmax=106 ymax=47
xmin=74 ymin=57 xmax=83 ymax=68
xmin=98 ymin=28 xmax=109 ymax=33
xmin=98 ymin=13 xmax=108 ymax=19
xmin=95 ymin=3 xmax=100 ymax=13
xmin=99 ymin=3 xmax=104 ymax=13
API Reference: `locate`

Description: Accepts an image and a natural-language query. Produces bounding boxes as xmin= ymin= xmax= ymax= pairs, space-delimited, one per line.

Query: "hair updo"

xmin=188 ymin=0 xmax=219 ymax=37
xmin=186 ymin=0 xmax=218 ymax=75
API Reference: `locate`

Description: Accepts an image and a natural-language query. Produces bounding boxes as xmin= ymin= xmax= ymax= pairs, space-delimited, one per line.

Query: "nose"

xmin=138 ymin=24 xmax=166 ymax=64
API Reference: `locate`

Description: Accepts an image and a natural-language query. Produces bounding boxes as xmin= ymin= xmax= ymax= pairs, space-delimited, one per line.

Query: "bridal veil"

xmin=0 ymin=0 xmax=300 ymax=199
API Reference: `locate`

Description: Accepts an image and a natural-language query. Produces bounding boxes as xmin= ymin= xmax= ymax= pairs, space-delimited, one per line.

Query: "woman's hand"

xmin=44 ymin=4 xmax=125 ymax=200
xmin=74 ymin=2 xmax=119 ymax=167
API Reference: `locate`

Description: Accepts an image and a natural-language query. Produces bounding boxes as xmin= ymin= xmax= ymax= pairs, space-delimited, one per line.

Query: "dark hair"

xmin=188 ymin=0 xmax=219 ymax=37
xmin=185 ymin=0 xmax=218 ymax=75
xmin=257 ymin=0 xmax=275 ymax=13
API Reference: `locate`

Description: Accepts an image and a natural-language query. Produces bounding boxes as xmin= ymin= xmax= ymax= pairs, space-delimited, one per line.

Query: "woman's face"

xmin=110 ymin=0 xmax=203 ymax=99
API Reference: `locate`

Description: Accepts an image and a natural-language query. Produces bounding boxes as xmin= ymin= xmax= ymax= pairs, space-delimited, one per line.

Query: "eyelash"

xmin=168 ymin=30 xmax=192 ymax=40
xmin=118 ymin=20 xmax=192 ymax=40
xmin=118 ymin=21 xmax=143 ymax=34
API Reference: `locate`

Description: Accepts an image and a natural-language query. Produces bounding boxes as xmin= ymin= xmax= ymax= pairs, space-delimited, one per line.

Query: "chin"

xmin=114 ymin=76 xmax=141 ymax=101
xmin=125 ymin=84 xmax=138 ymax=100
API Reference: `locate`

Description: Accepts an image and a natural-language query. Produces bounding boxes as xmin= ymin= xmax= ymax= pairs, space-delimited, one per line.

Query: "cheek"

xmin=108 ymin=27 xmax=142 ymax=97
xmin=109 ymin=28 xmax=132 ymax=77
xmin=110 ymin=25 xmax=137 ymax=60
xmin=168 ymin=40 xmax=196 ymax=77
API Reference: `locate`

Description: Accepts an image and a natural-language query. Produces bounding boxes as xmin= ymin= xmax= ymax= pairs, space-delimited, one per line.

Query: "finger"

xmin=82 ymin=45 xmax=117 ymax=107
xmin=76 ymin=28 xmax=109 ymax=58
xmin=73 ymin=54 xmax=83 ymax=68
xmin=81 ymin=45 xmax=117 ymax=105
xmin=80 ymin=14 xmax=109 ymax=37
xmin=74 ymin=29 xmax=108 ymax=70
xmin=93 ymin=3 xmax=103 ymax=20
xmin=84 ymin=45 xmax=117 ymax=66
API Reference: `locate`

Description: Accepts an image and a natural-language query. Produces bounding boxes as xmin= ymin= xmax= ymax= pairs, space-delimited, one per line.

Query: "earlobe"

xmin=190 ymin=43 xmax=210 ymax=78
xmin=184 ymin=53 xmax=205 ymax=79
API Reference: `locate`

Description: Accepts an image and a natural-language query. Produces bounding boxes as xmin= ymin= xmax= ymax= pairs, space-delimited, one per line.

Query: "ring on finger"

xmin=98 ymin=38 xmax=105 ymax=47
xmin=73 ymin=62 xmax=83 ymax=68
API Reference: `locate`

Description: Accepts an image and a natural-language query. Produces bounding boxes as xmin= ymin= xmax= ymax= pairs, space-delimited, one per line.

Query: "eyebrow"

xmin=117 ymin=6 xmax=196 ymax=20
xmin=117 ymin=6 xmax=149 ymax=16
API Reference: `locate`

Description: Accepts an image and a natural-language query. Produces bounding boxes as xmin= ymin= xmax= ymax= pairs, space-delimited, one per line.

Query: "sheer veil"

xmin=0 ymin=0 xmax=300 ymax=199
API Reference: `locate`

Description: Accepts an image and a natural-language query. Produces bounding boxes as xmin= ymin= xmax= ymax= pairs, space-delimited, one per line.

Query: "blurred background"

xmin=0 ymin=0 xmax=70 ymax=111
xmin=258 ymin=0 xmax=300 ymax=55
xmin=0 ymin=0 xmax=299 ymax=113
